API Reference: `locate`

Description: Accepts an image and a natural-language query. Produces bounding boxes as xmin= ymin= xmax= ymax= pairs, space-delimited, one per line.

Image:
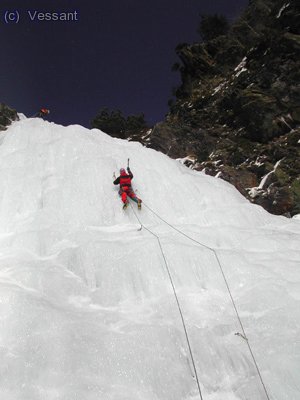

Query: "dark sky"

xmin=0 ymin=0 xmax=248 ymax=128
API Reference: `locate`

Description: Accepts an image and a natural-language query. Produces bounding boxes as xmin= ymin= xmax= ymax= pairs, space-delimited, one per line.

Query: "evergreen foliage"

xmin=164 ymin=0 xmax=300 ymax=215
xmin=91 ymin=108 xmax=147 ymax=138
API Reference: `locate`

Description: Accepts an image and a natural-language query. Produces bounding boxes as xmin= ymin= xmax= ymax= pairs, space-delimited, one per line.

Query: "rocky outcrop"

xmin=0 ymin=103 xmax=19 ymax=131
xmin=174 ymin=127 xmax=300 ymax=217
xmin=149 ymin=121 xmax=203 ymax=158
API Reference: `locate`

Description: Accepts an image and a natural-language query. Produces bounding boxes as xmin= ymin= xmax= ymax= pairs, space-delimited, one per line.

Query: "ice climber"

xmin=36 ymin=108 xmax=50 ymax=118
xmin=113 ymin=167 xmax=142 ymax=210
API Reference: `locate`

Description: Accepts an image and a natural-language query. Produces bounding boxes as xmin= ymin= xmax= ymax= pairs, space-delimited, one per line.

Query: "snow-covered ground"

xmin=0 ymin=118 xmax=299 ymax=400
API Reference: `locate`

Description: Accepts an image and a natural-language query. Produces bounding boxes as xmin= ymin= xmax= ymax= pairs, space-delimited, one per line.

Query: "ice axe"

xmin=127 ymin=158 xmax=130 ymax=169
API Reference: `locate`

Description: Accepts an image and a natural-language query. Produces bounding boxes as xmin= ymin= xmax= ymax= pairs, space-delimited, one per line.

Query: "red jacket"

xmin=113 ymin=168 xmax=134 ymax=188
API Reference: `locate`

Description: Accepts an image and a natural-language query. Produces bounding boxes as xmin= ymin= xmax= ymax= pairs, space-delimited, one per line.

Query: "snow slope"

xmin=0 ymin=118 xmax=299 ymax=400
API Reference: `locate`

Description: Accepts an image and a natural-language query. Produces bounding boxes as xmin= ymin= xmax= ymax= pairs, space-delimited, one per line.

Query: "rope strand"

xmin=129 ymin=203 xmax=204 ymax=400
xmin=142 ymin=202 xmax=271 ymax=400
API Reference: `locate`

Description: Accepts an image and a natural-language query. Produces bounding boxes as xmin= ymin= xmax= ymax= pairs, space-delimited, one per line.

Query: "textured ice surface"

xmin=0 ymin=119 xmax=299 ymax=399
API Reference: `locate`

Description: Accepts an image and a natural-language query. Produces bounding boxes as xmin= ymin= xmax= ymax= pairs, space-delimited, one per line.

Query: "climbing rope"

xmin=129 ymin=203 xmax=204 ymax=400
xmin=139 ymin=202 xmax=271 ymax=400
